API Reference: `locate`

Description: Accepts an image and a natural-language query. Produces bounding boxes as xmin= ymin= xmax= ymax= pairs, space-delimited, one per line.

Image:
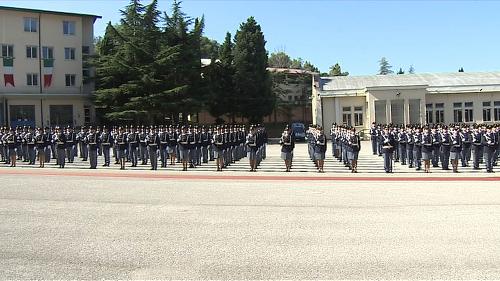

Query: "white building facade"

xmin=0 ymin=6 xmax=100 ymax=128
xmin=312 ymin=72 xmax=500 ymax=134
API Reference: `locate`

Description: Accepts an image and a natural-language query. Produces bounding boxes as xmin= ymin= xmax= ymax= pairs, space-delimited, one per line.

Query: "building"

xmin=0 ymin=6 xmax=101 ymax=128
xmin=312 ymin=72 xmax=500 ymax=134
xmin=198 ymin=67 xmax=315 ymax=124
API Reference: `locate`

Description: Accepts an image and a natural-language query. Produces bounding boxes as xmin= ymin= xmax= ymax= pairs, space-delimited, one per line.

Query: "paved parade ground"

xmin=1 ymin=143 xmax=500 ymax=279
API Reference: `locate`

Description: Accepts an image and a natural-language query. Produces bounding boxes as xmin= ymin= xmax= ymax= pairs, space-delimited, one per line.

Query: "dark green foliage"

xmin=93 ymin=0 xmax=205 ymax=124
xmin=397 ymin=67 xmax=405 ymax=75
xmin=378 ymin=57 xmax=393 ymax=75
xmin=233 ymin=17 xmax=274 ymax=123
xmin=329 ymin=63 xmax=349 ymax=76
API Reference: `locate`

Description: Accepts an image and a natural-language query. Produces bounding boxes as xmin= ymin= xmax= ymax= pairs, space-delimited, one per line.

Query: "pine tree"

xmin=408 ymin=65 xmax=415 ymax=74
xmin=233 ymin=17 xmax=274 ymax=123
xmin=268 ymin=52 xmax=292 ymax=68
xmin=378 ymin=57 xmax=393 ymax=75
xmin=329 ymin=63 xmax=349 ymax=76
xmin=205 ymin=32 xmax=235 ymax=122
xmin=397 ymin=67 xmax=405 ymax=75
xmin=458 ymin=67 xmax=464 ymax=72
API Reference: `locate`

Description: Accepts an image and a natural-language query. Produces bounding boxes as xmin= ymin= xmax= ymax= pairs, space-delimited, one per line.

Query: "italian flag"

xmin=43 ymin=59 xmax=54 ymax=88
xmin=3 ymin=57 xmax=14 ymax=87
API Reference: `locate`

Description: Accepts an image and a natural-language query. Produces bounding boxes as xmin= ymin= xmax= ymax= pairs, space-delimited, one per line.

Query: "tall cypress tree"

xmin=233 ymin=17 xmax=273 ymax=123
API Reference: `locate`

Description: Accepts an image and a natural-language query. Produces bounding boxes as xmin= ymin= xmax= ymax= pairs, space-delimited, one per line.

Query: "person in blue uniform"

xmin=147 ymin=126 xmax=160 ymax=170
xmin=54 ymin=127 xmax=66 ymax=168
xmin=440 ymin=126 xmax=451 ymax=170
xmin=35 ymin=127 xmax=47 ymax=168
xmin=246 ymin=126 xmax=258 ymax=172
xmin=421 ymin=127 xmax=433 ymax=173
xmin=348 ymin=127 xmax=361 ymax=173
xmin=279 ymin=125 xmax=295 ymax=172
xmin=100 ymin=126 xmax=113 ymax=167
xmin=177 ymin=126 xmax=190 ymax=171
xmin=483 ymin=126 xmax=496 ymax=173
xmin=314 ymin=126 xmax=327 ymax=173
xmin=450 ymin=126 xmax=462 ymax=173
xmin=6 ymin=128 xmax=18 ymax=167
xmin=115 ymin=126 xmax=128 ymax=170
xmin=412 ymin=127 xmax=422 ymax=171
xmin=86 ymin=126 xmax=100 ymax=169
xmin=381 ymin=126 xmax=395 ymax=173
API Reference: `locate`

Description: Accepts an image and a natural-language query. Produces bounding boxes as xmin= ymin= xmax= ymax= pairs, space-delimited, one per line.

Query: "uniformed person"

xmin=147 ymin=126 xmax=160 ymax=170
xmin=279 ymin=125 xmax=295 ymax=172
xmin=115 ymin=126 xmax=128 ymax=170
xmin=348 ymin=127 xmax=361 ymax=173
xmin=246 ymin=125 xmax=258 ymax=172
xmin=86 ymin=126 xmax=100 ymax=169
xmin=100 ymin=126 xmax=113 ymax=167
xmin=314 ymin=126 xmax=327 ymax=173
xmin=422 ymin=127 xmax=433 ymax=173
xmin=54 ymin=127 xmax=67 ymax=168
xmin=381 ymin=126 xmax=395 ymax=173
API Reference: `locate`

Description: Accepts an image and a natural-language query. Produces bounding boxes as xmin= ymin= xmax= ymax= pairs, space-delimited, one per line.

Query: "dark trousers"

xmin=441 ymin=146 xmax=450 ymax=169
xmin=57 ymin=148 xmax=66 ymax=167
xmin=461 ymin=145 xmax=471 ymax=167
xmin=149 ymin=146 xmax=158 ymax=169
xmin=484 ymin=147 xmax=495 ymax=171
xmin=472 ymin=145 xmax=482 ymax=168
xmin=383 ymin=151 xmax=393 ymax=172
xmin=89 ymin=148 xmax=98 ymax=168
xmin=102 ymin=145 xmax=111 ymax=165
xmin=406 ymin=146 xmax=414 ymax=167
xmin=398 ymin=144 xmax=406 ymax=165
xmin=432 ymin=145 xmax=441 ymax=167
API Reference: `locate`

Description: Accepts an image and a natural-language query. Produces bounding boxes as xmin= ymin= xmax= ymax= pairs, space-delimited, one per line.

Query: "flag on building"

xmin=43 ymin=58 xmax=54 ymax=88
xmin=3 ymin=57 xmax=14 ymax=87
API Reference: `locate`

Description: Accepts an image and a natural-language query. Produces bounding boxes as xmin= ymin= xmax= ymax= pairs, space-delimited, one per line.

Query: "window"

xmin=435 ymin=103 xmax=444 ymax=123
xmin=494 ymin=101 xmax=500 ymax=121
xmin=464 ymin=102 xmax=473 ymax=122
xmin=1 ymin=44 xmax=14 ymax=57
xmin=63 ymin=21 xmax=76 ymax=35
xmin=82 ymin=68 xmax=90 ymax=78
xmin=483 ymin=101 xmax=492 ymax=122
xmin=354 ymin=106 xmax=363 ymax=126
xmin=24 ymin=17 xmax=38 ymax=32
xmin=426 ymin=104 xmax=433 ymax=124
xmin=65 ymin=74 xmax=76 ymax=86
xmin=342 ymin=106 xmax=351 ymax=126
xmin=42 ymin=47 xmax=54 ymax=59
xmin=64 ymin=47 xmax=75 ymax=60
xmin=26 ymin=73 xmax=38 ymax=86
xmin=82 ymin=46 xmax=90 ymax=55
xmin=84 ymin=105 xmax=91 ymax=125
xmin=50 ymin=105 xmax=73 ymax=127
xmin=26 ymin=46 xmax=37 ymax=59
xmin=453 ymin=102 xmax=463 ymax=123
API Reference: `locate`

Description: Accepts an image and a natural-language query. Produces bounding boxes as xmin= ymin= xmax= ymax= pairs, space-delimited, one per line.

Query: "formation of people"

xmin=370 ymin=123 xmax=500 ymax=173
xmin=2 ymin=122 xmax=498 ymax=174
xmin=0 ymin=124 xmax=268 ymax=171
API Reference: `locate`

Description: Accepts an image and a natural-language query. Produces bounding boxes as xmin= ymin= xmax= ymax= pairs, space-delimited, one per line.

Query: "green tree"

xmin=397 ymin=67 xmax=405 ymax=75
xmin=200 ymin=36 xmax=219 ymax=59
xmin=408 ymin=65 xmax=415 ymax=74
xmin=328 ymin=63 xmax=349 ymax=76
xmin=268 ymin=51 xmax=292 ymax=68
xmin=378 ymin=57 xmax=393 ymax=75
xmin=290 ymin=57 xmax=303 ymax=69
xmin=233 ymin=17 xmax=274 ymax=123
xmin=205 ymin=32 xmax=235 ymax=122
xmin=303 ymin=61 xmax=319 ymax=73
xmin=458 ymin=67 xmax=464 ymax=72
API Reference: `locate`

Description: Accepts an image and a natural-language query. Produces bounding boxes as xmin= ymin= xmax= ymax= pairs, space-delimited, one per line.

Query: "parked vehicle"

xmin=291 ymin=122 xmax=306 ymax=141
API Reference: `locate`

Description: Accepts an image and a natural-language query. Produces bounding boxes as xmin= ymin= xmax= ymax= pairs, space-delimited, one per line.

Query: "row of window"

xmin=2 ymin=44 xmax=89 ymax=59
xmin=342 ymin=106 xmax=363 ymax=126
xmin=25 ymin=73 xmax=77 ymax=87
xmin=24 ymin=17 xmax=76 ymax=35
xmin=426 ymin=102 xmax=500 ymax=123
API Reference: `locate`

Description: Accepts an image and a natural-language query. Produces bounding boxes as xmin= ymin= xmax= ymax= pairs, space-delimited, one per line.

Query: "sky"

xmin=4 ymin=0 xmax=500 ymax=75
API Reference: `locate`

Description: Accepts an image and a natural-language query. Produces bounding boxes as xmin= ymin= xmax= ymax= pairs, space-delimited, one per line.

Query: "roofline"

xmin=0 ymin=6 xmax=102 ymax=19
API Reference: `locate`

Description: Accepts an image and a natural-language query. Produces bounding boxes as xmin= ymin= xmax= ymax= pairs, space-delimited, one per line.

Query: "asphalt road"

xmin=1 ymin=174 xmax=500 ymax=280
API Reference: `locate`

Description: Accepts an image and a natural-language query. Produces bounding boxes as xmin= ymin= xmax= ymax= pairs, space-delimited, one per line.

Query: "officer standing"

xmin=440 ymin=126 xmax=451 ymax=170
xmin=147 ymin=126 xmax=160 ymax=170
xmin=100 ymin=126 xmax=113 ymax=167
xmin=279 ymin=125 xmax=295 ymax=172
xmin=35 ymin=127 xmax=47 ymax=168
xmin=54 ymin=127 xmax=67 ymax=168
xmin=213 ymin=126 xmax=225 ymax=171
xmin=381 ymin=126 xmax=395 ymax=173
xmin=87 ymin=126 xmax=100 ymax=169
xmin=314 ymin=126 xmax=327 ymax=173
xmin=483 ymin=126 xmax=496 ymax=173
xmin=115 ymin=127 xmax=128 ymax=170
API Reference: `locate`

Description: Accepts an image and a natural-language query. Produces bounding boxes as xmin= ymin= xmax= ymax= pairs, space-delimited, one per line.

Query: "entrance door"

xmin=391 ymin=100 xmax=404 ymax=125
xmin=50 ymin=105 xmax=73 ymax=127
xmin=10 ymin=105 xmax=35 ymax=128
xmin=374 ymin=100 xmax=387 ymax=124
xmin=409 ymin=99 xmax=421 ymax=124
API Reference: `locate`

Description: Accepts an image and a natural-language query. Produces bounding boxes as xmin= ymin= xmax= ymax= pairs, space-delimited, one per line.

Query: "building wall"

xmin=426 ymin=91 xmax=500 ymax=124
xmin=0 ymin=8 xmax=97 ymax=127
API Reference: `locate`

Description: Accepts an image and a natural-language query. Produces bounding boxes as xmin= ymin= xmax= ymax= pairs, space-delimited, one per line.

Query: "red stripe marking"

xmin=1 ymin=169 xmax=499 ymax=181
